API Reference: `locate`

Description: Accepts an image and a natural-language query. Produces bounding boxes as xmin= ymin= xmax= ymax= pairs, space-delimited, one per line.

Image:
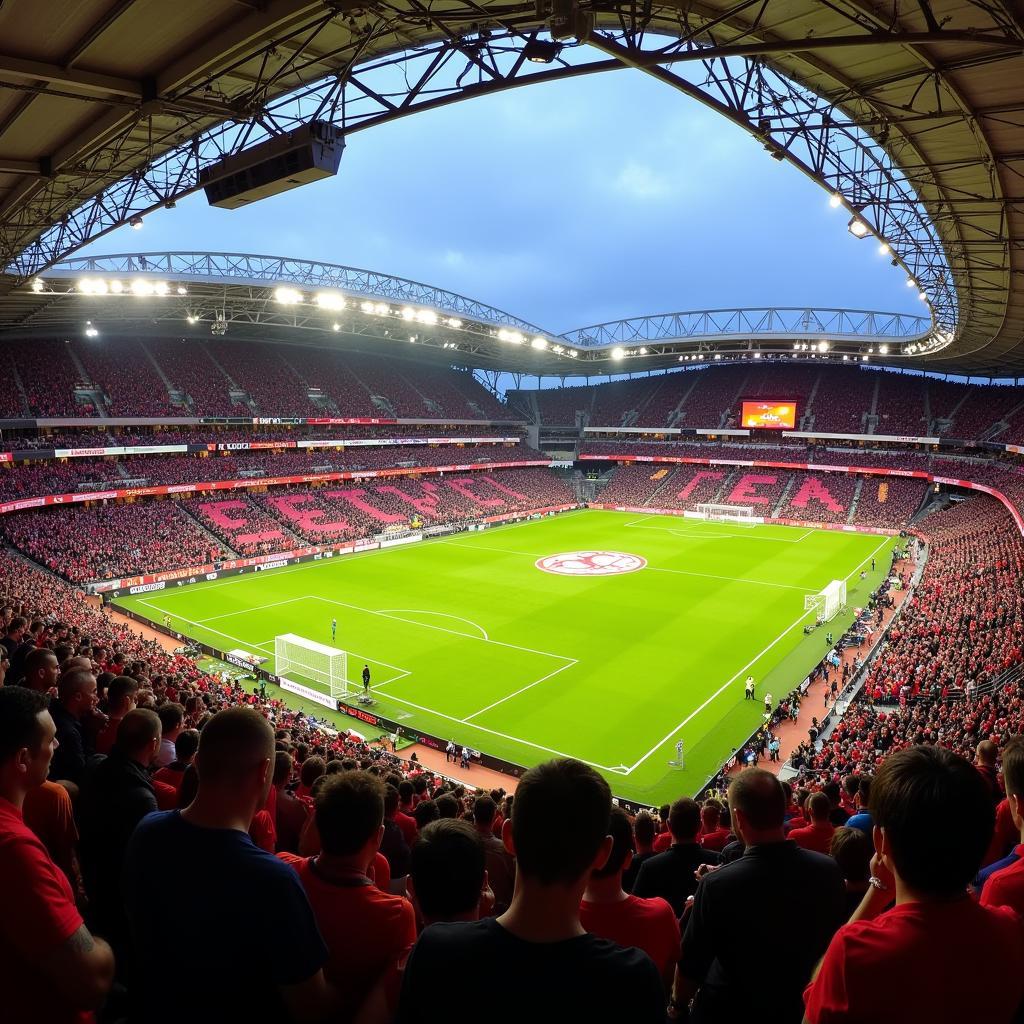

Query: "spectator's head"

xmin=728 ymin=768 xmax=787 ymax=843
xmin=115 ymin=709 xmax=162 ymax=767
xmin=57 ymin=668 xmax=97 ymax=718
xmin=807 ymin=792 xmax=832 ymax=824
xmin=831 ymin=826 xmax=872 ymax=884
xmin=634 ymin=810 xmax=656 ymax=850
xmin=174 ymin=728 xmax=200 ymax=765
xmin=668 ymin=798 xmax=701 ymax=843
xmin=273 ymin=750 xmax=293 ymax=788
xmin=315 ymin=771 xmax=385 ymax=868
xmin=472 ymin=795 xmax=497 ymax=830
xmin=413 ymin=799 xmax=439 ymax=830
xmin=300 ymin=756 xmax=325 ymax=790
xmin=409 ymin=819 xmax=487 ymax=924
xmin=6 ymin=615 xmax=26 ymax=640
xmin=871 ymin=745 xmax=994 ymax=897
xmin=999 ymin=737 xmax=1024 ymax=831
xmin=976 ymin=740 xmax=998 ymax=767
xmin=589 ymin=807 xmax=635 ymax=883
xmin=857 ymin=775 xmax=872 ymax=810
xmin=435 ymin=793 xmax=459 ymax=819
xmin=156 ymin=702 xmax=184 ymax=741
xmin=191 ymin=708 xmax=275 ymax=821
xmin=22 ymin=648 xmax=59 ymax=694
xmin=0 ymin=686 xmax=55 ymax=800
xmin=503 ymin=758 xmax=612 ymax=888
xmin=701 ymin=798 xmax=723 ymax=830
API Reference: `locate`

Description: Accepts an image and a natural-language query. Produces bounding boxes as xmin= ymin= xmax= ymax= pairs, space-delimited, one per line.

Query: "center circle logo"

xmin=535 ymin=551 xmax=647 ymax=576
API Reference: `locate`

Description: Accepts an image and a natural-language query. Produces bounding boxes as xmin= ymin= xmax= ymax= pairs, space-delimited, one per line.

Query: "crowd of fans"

xmin=0 ymin=468 xmax=575 ymax=580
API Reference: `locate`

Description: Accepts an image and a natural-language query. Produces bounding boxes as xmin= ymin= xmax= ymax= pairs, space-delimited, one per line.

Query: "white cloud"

xmin=611 ymin=160 xmax=674 ymax=200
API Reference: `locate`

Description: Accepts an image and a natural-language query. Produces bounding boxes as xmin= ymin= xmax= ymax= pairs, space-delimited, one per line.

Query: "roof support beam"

xmin=0 ymin=55 xmax=142 ymax=100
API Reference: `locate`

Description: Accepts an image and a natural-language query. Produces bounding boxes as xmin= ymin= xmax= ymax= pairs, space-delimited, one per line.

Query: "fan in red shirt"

xmin=580 ymin=806 xmax=680 ymax=989
xmin=805 ymin=745 xmax=1024 ymax=1024
xmin=0 ymin=687 xmax=114 ymax=1023
xmin=981 ymin=737 xmax=1024 ymax=916
xmin=789 ymin=792 xmax=836 ymax=855
xmin=279 ymin=770 xmax=416 ymax=1020
xmin=152 ymin=728 xmax=200 ymax=803
xmin=697 ymin=799 xmax=733 ymax=852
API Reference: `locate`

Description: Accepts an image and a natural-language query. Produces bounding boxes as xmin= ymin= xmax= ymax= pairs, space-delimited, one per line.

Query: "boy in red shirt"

xmin=804 ymin=745 xmax=1024 ymax=1024
xmin=581 ymin=805 xmax=680 ymax=989
xmin=981 ymin=737 xmax=1024 ymax=915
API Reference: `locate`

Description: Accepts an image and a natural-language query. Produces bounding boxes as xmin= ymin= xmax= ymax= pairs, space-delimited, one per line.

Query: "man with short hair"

xmin=698 ymin=799 xmax=733 ymax=852
xmin=623 ymin=810 xmax=658 ymax=893
xmin=20 ymin=647 xmax=60 ymax=694
xmin=789 ymin=792 xmax=836 ymax=854
xmin=396 ymin=758 xmax=665 ymax=1023
xmin=844 ymin=775 xmax=873 ymax=835
xmin=154 ymin=702 xmax=184 ymax=768
xmin=49 ymin=669 xmax=98 ymax=784
xmin=279 ymin=771 xmax=417 ymax=1019
xmin=408 ymin=818 xmax=491 ymax=924
xmin=124 ymin=707 xmax=335 ymax=1023
xmin=153 ymin=728 xmax=200 ymax=801
xmin=980 ymin=737 xmax=1024 ymax=914
xmin=673 ymin=768 xmax=845 ymax=1023
xmin=472 ymin=795 xmax=515 ymax=914
xmin=94 ymin=676 xmax=139 ymax=755
xmin=633 ymin=797 xmax=720 ymax=914
xmin=0 ymin=686 xmax=115 ymax=1021
xmin=805 ymin=745 xmax=1024 ymax=1023
xmin=273 ymin=751 xmax=310 ymax=854
xmin=581 ymin=806 xmax=680 ymax=989
xmin=976 ymin=739 xmax=1002 ymax=803
xmin=78 ymin=709 xmax=161 ymax=957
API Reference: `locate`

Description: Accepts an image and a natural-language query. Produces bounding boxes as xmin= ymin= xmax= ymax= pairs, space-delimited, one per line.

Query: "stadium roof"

xmin=0 ymin=1 xmax=1022 ymax=373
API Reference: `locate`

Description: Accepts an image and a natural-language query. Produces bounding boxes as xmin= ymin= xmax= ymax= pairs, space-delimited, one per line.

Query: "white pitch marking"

xmin=461 ymin=658 xmax=578 ymax=723
xmin=645 ymin=565 xmax=817 ymax=592
xmin=621 ymin=535 xmax=892 ymax=774
xmin=376 ymin=608 xmax=490 ymax=641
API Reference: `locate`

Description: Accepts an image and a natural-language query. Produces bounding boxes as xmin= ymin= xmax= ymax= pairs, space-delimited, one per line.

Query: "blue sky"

xmin=79 ymin=70 xmax=919 ymax=337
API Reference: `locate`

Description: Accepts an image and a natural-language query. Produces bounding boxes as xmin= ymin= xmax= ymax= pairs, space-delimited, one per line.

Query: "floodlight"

xmin=186 ymin=315 xmax=198 ymax=324
xmin=401 ymin=307 xmax=416 ymax=320
xmin=316 ymin=292 xmax=346 ymax=311
xmin=753 ymin=352 xmax=761 ymax=359
xmin=129 ymin=215 xmax=143 ymax=230
xmin=828 ymin=193 xmax=843 ymax=208
xmin=274 ymin=286 xmax=302 ymax=304
xmin=714 ymin=353 xmax=722 ymax=360
xmin=523 ymin=39 xmax=562 ymax=63
xmin=906 ymin=277 xmax=916 ymax=288
xmin=176 ymin=285 xmax=188 ymax=295
xmin=918 ymin=291 xmax=928 ymax=302
xmin=360 ymin=301 xmax=374 ymax=313
xmin=131 ymin=279 xmax=154 ymax=296
xmin=110 ymin=280 xmax=124 ymax=294
xmin=447 ymin=317 xmax=462 ymax=329
xmin=85 ymin=326 xmax=99 ymax=338
xmin=847 ymin=217 xmax=870 ymax=238
xmin=818 ymin=340 xmax=829 ymax=352
xmin=415 ymin=309 xmax=438 ymax=325
xmin=30 ymin=278 xmax=44 ymax=293
xmin=373 ymin=303 xmax=389 ymax=315
xmin=154 ymin=281 xmax=170 ymax=296
xmin=879 ymin=344 xmax=889 ymax=354
xmin=531 ymin=337 xmax=548 ymax=350
xmin=610 ymin=346 xmax=625 ymax=360
xmin=333 ymin=323 xmax=340 ymax=332
xmin=639 ymin=346 xmax=648 ymax=354
xmin=878 ymin=243 xmax=890 ymax=256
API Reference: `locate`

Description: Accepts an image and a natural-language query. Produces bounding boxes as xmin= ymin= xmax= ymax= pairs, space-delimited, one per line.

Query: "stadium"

xmin=2 ymin=1 xmax=1024 ymax=1022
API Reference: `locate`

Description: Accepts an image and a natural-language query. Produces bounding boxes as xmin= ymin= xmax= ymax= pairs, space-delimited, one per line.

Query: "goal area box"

xmin=804 ymin=579 xmax=847 ymax=622
xmin=274 ymin=633 xmax=349 ymax=698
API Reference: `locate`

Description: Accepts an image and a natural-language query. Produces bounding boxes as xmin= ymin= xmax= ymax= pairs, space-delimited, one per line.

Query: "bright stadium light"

xmin=753 ymin=351 xmax=762 ymax=359
xmin=360 ymin=300 xmax=374 ymax=314
xmin=332 ymin=323 xmax=340 ymax=332
xmin=610 ymin=346 xmax=625 ymax=360
xmin=878 ymin=242 xmax=891 ymax=256
xmin=274 ymin=286 xmax=302 ymax=304
xmin=568 ymin=350 xmax=578 ymax=358
xmin=498 ymin=329 xmax=524 ymax=344
xmin=186 ymin=315 xmax=198 ymax=324
xmin=176 ymin=285 xmax=188 ymax=296
xmin=131 ymin=279 xmax=154 ymax=296
xmin=879 ymin=344 xmax=889 ymax=354
xmin=847 ymin=217 xmax=870 ymax=238
xmin=446 ymin=317 xmax=462 ymax=329
xmin=818 ymin=340 xmax=830 ymax=352
xmin=906 ymin=277 xmax=916 ymax=288
xmin=154 ymin=281 xmax=170 ymax=296
xmin=129 ymin=214 xmax=143 ymax=229
xmin=829 ymin=192 xmax=843 ymax=208
xmin=714 ymin=353 xmax=723 ymax=360
xmin=401 ymin=306 xmax=416 ymax=320
xmin=109 ymin=280 xmax=124 ymax=294
xmin=531 ymin=337 xmax=548 ymax=350
xmin=373 ymin=302 xmax=389 ymax=315
xmin=30 ymin=278 xmax=44 ymax=293
xmin=316 ymin=291 xmax=346 ymax=311
xmin=84 ymin=324 xmax=99 ymax=337
xmin=793 ymin=342 xmax=800 ymax=350
xmin=415 ymin=309 xmax=438 ymax=325
xmin=639 ymin=346 xmax=648 ymax=354
xmin=918 ymin=291 xmax=928 ymax=302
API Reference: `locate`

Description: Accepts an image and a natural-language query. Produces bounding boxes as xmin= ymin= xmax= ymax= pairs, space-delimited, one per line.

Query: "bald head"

xmin=116 ymin=708 xmax=162 ymax=762
xmin=57 ymin=668 xmax=97 ymax=717
xmin=977 ymin=740 xmax=998 ymax=767
xmin=195 ymin=707 xmax=274 ymax=784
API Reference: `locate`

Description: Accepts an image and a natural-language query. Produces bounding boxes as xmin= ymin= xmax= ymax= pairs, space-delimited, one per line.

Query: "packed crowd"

xmin=1 ymin=468 xmax=574 ymax=580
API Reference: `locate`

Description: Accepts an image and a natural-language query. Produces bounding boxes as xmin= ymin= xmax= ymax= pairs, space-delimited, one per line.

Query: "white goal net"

xmin=694 ymin=503 xmax=756 ymax=524
xmin=274 ymin=633 xmax=349 ymax=698
xmin=804 ymin=579 xmax=847 ymax=622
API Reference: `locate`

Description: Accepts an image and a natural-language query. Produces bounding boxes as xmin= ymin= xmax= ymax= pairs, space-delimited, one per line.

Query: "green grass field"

xmin=114 ymin=509 xmax=895 ymax=804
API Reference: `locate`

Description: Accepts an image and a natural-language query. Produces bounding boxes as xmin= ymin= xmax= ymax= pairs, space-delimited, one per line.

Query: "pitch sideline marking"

xmin=460 ymin=658 xmax=579 ymax=723
xmin=621 ymin=535 xmax=892 ymax=774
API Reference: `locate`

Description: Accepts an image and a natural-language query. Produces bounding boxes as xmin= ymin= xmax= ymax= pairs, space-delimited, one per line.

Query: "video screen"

xmin=741 ymin=400 xmax=797 ymax=430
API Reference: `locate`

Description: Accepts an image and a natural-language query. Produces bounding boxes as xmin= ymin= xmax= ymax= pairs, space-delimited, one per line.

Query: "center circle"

xmin=535 ymin=550 xmax=647 ymax=576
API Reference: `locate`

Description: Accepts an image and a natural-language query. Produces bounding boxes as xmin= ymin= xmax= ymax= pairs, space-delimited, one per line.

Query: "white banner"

xmin=278 ymin=677 xmax=339 ymax=711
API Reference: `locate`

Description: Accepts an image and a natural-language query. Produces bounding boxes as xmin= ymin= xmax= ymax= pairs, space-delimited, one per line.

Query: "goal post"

xmin=274 ymin=633 xmax=349 ymax=698
xmin=804 ymin=579 xmax=847 ymax=622
xmin=693 ymin=503 xmax=756 ymax=524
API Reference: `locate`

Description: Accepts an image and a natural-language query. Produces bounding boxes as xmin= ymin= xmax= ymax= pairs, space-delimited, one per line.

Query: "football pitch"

xmin=114 ymin=509 xmax=896 ymax=804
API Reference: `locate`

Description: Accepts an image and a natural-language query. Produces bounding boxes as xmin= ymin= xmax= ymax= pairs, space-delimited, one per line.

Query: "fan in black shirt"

xmin=396 ymin=758 xmax=664 ymax=1024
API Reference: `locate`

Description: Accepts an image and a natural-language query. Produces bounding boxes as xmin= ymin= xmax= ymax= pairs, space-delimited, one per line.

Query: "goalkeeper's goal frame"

xmin=804 ymin=579 xmax=847 ymax=622
xmin=692 ymin=503 xmax=757 ymax=524
xmin=274 ymin=633 xmax=350 ymax=698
